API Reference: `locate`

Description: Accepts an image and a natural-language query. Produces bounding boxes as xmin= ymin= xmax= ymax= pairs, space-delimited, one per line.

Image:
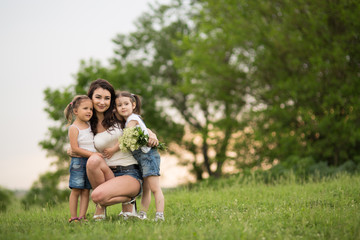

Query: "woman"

xmin=81 ymin=79 xmax=158 ymax=220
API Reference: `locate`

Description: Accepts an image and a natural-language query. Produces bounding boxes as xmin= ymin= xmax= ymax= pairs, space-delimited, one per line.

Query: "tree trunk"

xmin=202 ymin=139 xmax=213 ymax=176
xmin=214 ymin=125 xmax=232 ymax=178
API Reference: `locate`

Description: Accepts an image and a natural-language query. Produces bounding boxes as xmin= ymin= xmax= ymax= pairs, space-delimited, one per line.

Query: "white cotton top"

xmin=94 ymin=123 xmax=137 ymax=166
xmin=125 ymin=114 xmax=151 ymax=153
xmin=71 ymin=124 xmax=97 ymax=152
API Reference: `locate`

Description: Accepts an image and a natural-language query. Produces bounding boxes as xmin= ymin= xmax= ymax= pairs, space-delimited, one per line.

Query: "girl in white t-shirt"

xmin=64 ymin=95 xmax=101 ymax=222
xmin=115 ymin=91 xmax=165 ymax=221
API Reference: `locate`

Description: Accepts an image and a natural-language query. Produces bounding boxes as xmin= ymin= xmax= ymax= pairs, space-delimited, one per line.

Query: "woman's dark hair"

xmin=87 ymin=79 xmax=119 ymax=134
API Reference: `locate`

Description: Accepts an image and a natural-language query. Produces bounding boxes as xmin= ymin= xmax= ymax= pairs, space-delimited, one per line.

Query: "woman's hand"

xmin=147 ymin=129 xmax=159 ymax=147
xmin=67 ymin=147 xmax=81 ymax=157
xmin=103 ymin=144 xmax=119 ymax=159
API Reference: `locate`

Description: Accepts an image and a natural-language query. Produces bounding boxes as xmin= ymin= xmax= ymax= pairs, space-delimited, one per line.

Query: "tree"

xmin=111 ymin=0 xmax=252 ymax=178
xmin=226 ymin=0 xmax=360 ymax=167
xmin=173 ymin=1 xmax=250 ymax=177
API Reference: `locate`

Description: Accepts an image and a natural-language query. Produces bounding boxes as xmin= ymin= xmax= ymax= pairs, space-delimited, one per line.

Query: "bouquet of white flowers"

xmin=118 ymin=127 xmax=166 ymax=152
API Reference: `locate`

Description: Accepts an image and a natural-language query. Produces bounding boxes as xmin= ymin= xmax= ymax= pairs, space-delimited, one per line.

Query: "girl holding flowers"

xmin=115 ymin=91 xmax=165 ymax=221
xmin=64 ymin=95 xmax=100 ymax=222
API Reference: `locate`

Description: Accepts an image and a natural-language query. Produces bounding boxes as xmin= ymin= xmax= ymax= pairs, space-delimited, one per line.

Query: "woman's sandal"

xmin=123 ymin=197 xmax=136 ymax=205
xmin=68 ymin=217 xmax=79 ymax=223
xmin=124 ymin=197 xmax=137 ymax=214
xmin=93 ymin=204 xmax=106 ymax=221
xmin=119 ymin=198 xmax=138 ymax=220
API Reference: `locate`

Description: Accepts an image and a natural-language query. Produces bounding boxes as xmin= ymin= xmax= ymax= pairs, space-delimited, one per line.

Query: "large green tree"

xmin=199 ymin=0 xmax=360 ymax=168
xmin=249 ymin=0 xmax=360 ymax=167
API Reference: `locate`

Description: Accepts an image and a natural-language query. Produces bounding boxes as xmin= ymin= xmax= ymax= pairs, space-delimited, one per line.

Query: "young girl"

xmin=115 ymin=91 xmax=165 ymax=221
xmin=64 ymin=95 xmax=100 ymax=222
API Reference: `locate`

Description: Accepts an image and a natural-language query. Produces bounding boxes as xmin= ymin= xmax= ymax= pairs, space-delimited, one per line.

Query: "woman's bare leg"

xmin=122 ymin=203 xmax=134 ymax=213
xmin=86 ymin=154 xmax=114 ymax=189
xmin=86 ymin=154 xmax=114 ymax=215
xmin=91 ymin=175 xmax=140 ymax=207
xmin=86 ymin=155 xmax=141 ymax=216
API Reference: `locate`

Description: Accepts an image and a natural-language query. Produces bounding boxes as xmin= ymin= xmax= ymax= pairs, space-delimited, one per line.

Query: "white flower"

xmin=118 ymin=126 xmax=167 ymax=152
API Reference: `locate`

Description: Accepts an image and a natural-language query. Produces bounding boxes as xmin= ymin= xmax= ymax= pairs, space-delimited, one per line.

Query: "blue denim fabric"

xmin=69 ymin=157 xmax=92 ymax=189
xmin=113 ymin=168 xmax=143 ymax=197
xmin=132 ymin=148 xmax=161 ymax=178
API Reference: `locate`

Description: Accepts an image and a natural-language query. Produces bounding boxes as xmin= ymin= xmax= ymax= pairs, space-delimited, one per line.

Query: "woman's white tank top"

xmin=94 ymin=124 xmax=137 ymax=166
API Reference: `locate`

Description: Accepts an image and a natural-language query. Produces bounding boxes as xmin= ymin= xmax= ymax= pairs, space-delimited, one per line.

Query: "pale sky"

xmin=0 ymin=0 xmax=191 ymax=190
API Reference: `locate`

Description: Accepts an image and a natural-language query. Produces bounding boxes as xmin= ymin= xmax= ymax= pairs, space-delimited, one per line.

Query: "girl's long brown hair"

xmin=63 ymin=95 xmax=91 ymax=126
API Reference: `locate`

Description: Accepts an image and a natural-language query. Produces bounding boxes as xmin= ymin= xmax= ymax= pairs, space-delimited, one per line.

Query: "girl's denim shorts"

xmin=132 ymin=148 xmax=161 ymax=178
xmin=69 ymin=157 xmax=92 ymax=189
xmin=111 ymin=165 xmax=143 ymax=197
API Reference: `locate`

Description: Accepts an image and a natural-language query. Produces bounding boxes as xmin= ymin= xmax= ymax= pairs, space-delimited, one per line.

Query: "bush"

xmin=0 ymin=187 xmax=13 ymax=211
xmin=21 ymin=170 xmax=70 ymax=209
xmin=265 ymin=156 xmax=360 ymax=182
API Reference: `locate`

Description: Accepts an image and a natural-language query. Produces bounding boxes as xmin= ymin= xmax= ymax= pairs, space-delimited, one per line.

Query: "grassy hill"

xmin=1 ymin=173 xmax=359 ymax=240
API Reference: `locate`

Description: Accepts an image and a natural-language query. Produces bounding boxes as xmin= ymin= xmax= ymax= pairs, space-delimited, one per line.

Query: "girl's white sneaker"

xmin=138 ymin=211 xmax=148 ymax=220
xmin=154 ymin=212 xmax=165 ymax=221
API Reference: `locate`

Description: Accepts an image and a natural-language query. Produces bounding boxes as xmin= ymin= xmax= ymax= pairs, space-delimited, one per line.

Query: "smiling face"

xmin=115 ymin=96 xmax=136 ymax=120
xmin=74 ymin=99 xmax=93 ymax=122
xmin=92 ymin=88 xmax=111 ymax=114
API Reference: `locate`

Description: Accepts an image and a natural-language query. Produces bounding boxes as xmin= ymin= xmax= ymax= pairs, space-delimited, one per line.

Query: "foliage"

xmin=39 ymin=87 xmax=74 ymax=170
xmin=258 ymin=158 xmax=360 ymax=184
xmin=0 ymin=186 xmax=13 ymax=212
xmin=221 ymin=0 xmax=360 ymax=167
xmin=2 ymin=174 xmax=360 ymax=239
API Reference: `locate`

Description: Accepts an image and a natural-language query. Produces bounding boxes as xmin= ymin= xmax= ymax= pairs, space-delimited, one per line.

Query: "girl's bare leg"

xmin=140 ymin=180 xmax=151 ymax=212
xmin=69 ymin=189 xmax=81 ymax=218
xmin=78 ymin=189 xmax=90 ymax=218
xmin=146 ymin=176 xmax=164 ymax=212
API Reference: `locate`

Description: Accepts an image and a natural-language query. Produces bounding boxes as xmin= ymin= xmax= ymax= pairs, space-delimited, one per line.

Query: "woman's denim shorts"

xmin=111 ymin=165 xmax=143 ymax=197
xmin=132 ymin=148 xmax=161 ymax=178
xmin=69 ymin=157 xmax=92 ymax=189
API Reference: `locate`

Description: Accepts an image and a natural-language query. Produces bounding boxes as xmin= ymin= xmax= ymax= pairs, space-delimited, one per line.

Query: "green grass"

xmin=1 ymin=174 xmax=360 ymax=240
